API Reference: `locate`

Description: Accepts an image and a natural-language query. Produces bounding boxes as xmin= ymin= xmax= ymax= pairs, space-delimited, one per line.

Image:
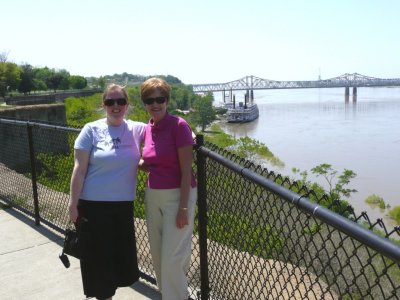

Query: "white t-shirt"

xmin=74 ymin=118 xmax=146 ymax=201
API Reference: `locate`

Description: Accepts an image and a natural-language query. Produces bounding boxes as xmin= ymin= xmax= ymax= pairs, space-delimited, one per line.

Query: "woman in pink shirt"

xmin=140 ymin=77 xmax=197 ymax=300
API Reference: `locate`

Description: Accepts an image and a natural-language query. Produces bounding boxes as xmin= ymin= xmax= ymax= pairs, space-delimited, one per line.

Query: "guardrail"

xmin=0 ymin=118 xmax=399 ymax=299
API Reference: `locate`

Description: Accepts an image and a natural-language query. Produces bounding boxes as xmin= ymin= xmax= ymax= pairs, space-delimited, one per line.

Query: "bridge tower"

xmin=344 ymin=87 xmax=358 ymax=101
xmin=344 ymin=87 xmax=358 ymax=96
xmin=222 ymin=89 xmax=233 ymax=103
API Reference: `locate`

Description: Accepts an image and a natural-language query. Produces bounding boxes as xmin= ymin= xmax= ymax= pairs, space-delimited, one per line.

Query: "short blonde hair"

xmin=140 ymin=77 xmax=171 ymax=101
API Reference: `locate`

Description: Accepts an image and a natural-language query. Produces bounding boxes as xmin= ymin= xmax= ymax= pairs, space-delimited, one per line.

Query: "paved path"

xmin=0 ymin=208 xmax=161 ymax=300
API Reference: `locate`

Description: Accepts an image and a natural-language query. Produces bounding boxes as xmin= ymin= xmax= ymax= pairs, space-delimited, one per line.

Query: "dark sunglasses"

xmin=104 ymin=98 xmax=127 ymax=106
xmin=143 ymin=96 xmax=167 ymax=105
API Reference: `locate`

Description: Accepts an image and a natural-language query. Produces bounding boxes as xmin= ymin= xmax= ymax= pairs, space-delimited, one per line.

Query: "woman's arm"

xmin=176 ymin=144 xmax=193 ymax=229
xmin=69 ymin=149 xmax=89 ymax=223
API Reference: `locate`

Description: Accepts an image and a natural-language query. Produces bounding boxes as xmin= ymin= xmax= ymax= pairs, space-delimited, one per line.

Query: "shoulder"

xmin=168 ymin=114 xmax=193 ymax=139
xmin=168 ymin=113 xmax=189 ymax=127
xmin=125 ymin=119 xmax=146 ymax=136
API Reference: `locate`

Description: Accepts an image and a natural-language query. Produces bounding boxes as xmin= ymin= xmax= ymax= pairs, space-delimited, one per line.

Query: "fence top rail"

xmin=198 ymin=145 xmax=400 ymax=264
xmin=0 ymin=118 xmax=81 ymax=133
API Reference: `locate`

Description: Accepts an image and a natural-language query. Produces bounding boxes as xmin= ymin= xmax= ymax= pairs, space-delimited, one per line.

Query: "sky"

xmin=2 ymin=0 xmax=400 ymax=84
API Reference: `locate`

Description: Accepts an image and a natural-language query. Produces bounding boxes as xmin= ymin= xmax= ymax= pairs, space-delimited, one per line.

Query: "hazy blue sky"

xmin=2 ymin=0 xmax=400 ymax=84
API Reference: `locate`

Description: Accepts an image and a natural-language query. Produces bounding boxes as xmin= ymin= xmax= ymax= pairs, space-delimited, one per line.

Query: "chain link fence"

xmin=0 ymin=118 xmax=399 ymax=300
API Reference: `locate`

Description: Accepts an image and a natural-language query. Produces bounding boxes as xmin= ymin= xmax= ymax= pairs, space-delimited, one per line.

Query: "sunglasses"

xmin=104 ymin=98 xmax=127 ymax=106
xmin=143 ymin=96 xmax=167 ymax=105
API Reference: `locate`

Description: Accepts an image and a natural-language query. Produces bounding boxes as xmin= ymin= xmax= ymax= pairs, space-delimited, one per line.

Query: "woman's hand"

xmin=176 ymin=208 xmax=189 ymax=229
xmin=69 ymin=203 xmax=79 ymax=223
xmin=138 ymin=158 xmax=148 ymax=172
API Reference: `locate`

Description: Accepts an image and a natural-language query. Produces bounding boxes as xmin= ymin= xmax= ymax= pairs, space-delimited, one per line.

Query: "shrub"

xmin=206 ymin=210 xmax=284 ymax=258
xmin=365 ymin=194 xmax=386 ymax=209
xmin=388 ymin=206 xmax=400 ymax=224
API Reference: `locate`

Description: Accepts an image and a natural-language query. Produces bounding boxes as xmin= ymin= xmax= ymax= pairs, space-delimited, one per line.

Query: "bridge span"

xmin=191 ymin=73 xmax=400 ymax=95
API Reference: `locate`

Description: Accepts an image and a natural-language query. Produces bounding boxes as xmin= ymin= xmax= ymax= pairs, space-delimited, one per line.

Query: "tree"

xmin=18 ymin=64 xmax=35 ymax=94
xmin=33 ymin=67 xmax=52 ymax=91
xmin=292 ymin=164 xmax=356 ymax=215
xmin=58 ymin=69 xmax=71 ymax=90
xmin=69 ymin=75 xmax=87 ymax=89
xmin=46 ymin=68 xmax=70 ymax=92
xmin=0 ymin=50 xmax=10 ymax=62
xmin=172 ymin=86 xmax=190 ymax=110
xmin=0 ymin=62 xmax=21 ymax=98
xmin=191 ymin=92 xmax=216 ymax=131
xmin=310 ymin=163 xmax=357 ymax=200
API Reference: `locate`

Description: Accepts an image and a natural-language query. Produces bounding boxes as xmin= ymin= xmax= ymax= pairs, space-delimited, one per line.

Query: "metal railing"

xmin=0 ymin=118 xmax=399 ymax=300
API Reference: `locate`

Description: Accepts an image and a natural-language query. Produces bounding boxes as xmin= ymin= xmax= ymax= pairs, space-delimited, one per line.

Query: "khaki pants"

xmin=145 ymin=187 xmax=197 ymax=300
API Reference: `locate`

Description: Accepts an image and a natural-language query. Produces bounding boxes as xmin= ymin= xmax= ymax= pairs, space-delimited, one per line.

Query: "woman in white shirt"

xmin=69 ymin=84 xmax=145 ymax=300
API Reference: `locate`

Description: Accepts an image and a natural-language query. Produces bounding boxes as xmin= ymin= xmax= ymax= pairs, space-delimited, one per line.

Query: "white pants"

xmin=145 ymin=187 xmax=197 ymax=300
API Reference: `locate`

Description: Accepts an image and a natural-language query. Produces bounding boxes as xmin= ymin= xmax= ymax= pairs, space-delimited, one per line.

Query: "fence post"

xmin=195 ymin=134 xmax=210 ymax=300
xmin=27 ymin=123 xmax=40 ymax=225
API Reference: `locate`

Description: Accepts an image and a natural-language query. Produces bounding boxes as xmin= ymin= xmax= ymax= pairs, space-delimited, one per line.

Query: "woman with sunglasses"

xmin=69 ymin=84 xmax=146 ymax=300
xmin=140 ymin=77 xmax=197 ymax=300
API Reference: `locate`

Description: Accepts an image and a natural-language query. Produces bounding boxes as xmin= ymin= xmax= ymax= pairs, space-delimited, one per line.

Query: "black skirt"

xmin=77 ymin=200 xmax=139 ymax=299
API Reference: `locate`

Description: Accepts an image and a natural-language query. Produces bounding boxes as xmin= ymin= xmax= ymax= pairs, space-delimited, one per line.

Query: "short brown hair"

xmin=140 ymin=77 xmax=171 ymax=101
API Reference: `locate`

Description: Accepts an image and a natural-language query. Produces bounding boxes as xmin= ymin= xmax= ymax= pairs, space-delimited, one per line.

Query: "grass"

xmin=0 ymin=202 xmax=11 ymax=210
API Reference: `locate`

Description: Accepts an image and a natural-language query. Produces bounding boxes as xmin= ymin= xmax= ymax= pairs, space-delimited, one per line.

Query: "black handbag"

xmin=59 ymin=221 xmax=87 ymax=268
xmin=63 ymin=228 xmax=82 ymax=258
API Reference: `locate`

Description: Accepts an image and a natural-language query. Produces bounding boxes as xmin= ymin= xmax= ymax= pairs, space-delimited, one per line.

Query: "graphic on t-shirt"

xmin=111 ymin=137 xmax=121 ymax=149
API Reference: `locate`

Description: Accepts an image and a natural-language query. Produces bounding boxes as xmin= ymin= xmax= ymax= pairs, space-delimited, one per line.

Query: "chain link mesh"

xmin=1 ymin=119 xmax=399 ymax=300
xmin=202 ymin=141 xmax=399 ymax=300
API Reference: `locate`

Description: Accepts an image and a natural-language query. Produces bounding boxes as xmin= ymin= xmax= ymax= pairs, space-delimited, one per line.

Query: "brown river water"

xmin=214 ymin=87 xmax=400 ymax=229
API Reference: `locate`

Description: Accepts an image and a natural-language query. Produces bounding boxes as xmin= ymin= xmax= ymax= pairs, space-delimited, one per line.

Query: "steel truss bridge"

xmin=191 ymin=73 xmax=400 ymax=93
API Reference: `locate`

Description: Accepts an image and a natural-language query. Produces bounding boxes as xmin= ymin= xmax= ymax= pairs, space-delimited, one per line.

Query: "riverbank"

xmin=209 ymin=107 xmax=400 ymax=231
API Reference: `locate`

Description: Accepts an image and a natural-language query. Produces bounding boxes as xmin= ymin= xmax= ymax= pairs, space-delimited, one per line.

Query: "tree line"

xmin=0 ymin=51 xmax=87 ymax=98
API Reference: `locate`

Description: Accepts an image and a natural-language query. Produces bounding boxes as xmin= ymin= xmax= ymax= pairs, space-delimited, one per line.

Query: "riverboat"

xmin=226 ymin=101 xmax=259 ymax=123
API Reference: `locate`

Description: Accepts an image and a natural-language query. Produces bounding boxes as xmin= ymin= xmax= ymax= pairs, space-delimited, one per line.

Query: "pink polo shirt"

xmin=142 ymin=112 xmax=197 ymax=189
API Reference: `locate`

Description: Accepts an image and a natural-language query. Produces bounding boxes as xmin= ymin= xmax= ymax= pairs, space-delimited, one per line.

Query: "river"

xmin=214 ymin=87 xmax=400 ymax=228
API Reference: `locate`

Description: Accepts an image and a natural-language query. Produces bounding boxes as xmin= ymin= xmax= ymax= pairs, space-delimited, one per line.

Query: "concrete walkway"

xmin=0 ymin=208 xmax=161 ymax=300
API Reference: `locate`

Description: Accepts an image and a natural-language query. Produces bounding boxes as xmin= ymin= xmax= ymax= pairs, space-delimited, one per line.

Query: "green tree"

xmin=172 ymin=86 xmax=190 ymax=110
xmin=0 ymin=62 xmax=21 ymax=98
xmin=58 ymin=69 xmax=70 ymax=90
xmin=69 ymin=75 xmax=87 ymax=89
xmin=33 ymin=67 xmax=52 ymax=91
xmin=46 ymin=68 xmax=70 ymax=92
xmin=292 ymin=164 xmax=355 ymax=214
xmin=18 ymin=64 xmax=35 ymax=94
xmin=310 ymin=163 xmax=357 ymax=200
xmin=191 ymin=92 xmax=216 ymax=131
